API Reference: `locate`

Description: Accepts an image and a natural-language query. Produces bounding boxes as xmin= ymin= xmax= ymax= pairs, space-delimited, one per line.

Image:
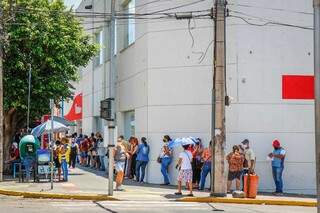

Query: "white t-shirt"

xmin=179 ymin=151 xmax=192 ymax=170
xmin=244 ymin=148 xmax=255 ymax=168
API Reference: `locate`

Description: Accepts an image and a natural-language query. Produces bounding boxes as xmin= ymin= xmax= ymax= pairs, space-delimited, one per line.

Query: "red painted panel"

xmin=282 ymin=75 xmax=314 ymax=99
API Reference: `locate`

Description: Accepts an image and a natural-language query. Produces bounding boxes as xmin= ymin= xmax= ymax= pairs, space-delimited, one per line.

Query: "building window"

xmin=105 ymin=20 xmax=117 ymax=61
xmin=124 ymin=110 xmax=135 ymax=139
xmin=123 ymin=0 xmax=135 ymax=48
xmin=94 ymin=30 xmax=104 ymax=67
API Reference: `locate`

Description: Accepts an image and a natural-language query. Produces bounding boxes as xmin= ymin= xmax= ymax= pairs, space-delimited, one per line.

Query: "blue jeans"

xmin=99 ymin=155 xmax=105 ymax=171
xmin=272 ymin=166 xmax=284 ymax=193
xmin=136 ymin=160 xmax=148 ymax=182
xmin=199 ymin=162 xmax=211 ymax=190
xmin=61 ymin=159 xmax=68 ymax=181
xmin=161 ymin=157 xmax=172 ymax=184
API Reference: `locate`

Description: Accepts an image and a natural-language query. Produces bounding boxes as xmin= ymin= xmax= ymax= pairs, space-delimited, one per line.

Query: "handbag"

xmin=157 ymin=156 xmax=162 ymax=163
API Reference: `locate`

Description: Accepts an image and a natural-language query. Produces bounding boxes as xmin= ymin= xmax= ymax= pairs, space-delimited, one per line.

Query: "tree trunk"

xmin=3 ymin=108 xmax=17 ymax=174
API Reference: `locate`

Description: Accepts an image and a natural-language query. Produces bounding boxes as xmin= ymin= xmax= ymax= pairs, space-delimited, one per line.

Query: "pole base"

xmin=210 ymin=192 xmax=227 ymax=197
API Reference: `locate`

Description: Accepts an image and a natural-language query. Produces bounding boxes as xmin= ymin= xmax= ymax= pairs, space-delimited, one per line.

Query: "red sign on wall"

xmin=282 ymin=75 xmax=314 ymax=100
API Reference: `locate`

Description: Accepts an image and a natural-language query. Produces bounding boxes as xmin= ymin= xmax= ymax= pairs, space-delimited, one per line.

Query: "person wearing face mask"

xmin=268 ymin=139 xmax=286 ymax=195
xmin=159 ymin=135 xmax=173 ymax=185
xmin=240 ymin=139 xmax=256 ymax=189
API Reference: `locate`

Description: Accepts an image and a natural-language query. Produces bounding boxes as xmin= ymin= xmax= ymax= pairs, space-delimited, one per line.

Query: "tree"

xmin=1 ymin=0 xmax=97 ymax=169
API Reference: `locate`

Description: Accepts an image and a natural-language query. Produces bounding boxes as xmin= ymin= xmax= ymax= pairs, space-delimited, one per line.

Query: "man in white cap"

xmin=240 ymin=139 xmax=256 ymax=189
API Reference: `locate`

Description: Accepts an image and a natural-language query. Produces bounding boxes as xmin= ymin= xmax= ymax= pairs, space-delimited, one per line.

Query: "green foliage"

xmin=3 ymin=0 xmax=97 ymax=121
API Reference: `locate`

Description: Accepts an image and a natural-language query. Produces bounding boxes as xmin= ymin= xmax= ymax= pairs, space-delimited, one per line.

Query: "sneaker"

xmin=187 ymin=193 xmax=194 ymax=197
xmin=160 ymin=183 xmax=170 ymax=186
xmin=174 ymin=192 xmax=182 ymax=196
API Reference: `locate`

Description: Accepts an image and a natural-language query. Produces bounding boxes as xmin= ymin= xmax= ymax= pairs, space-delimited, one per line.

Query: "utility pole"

xmin=108 ymin=0 xmax=116 ymax=196
xmin=313 ymin=0 xmax=320 ymax=212
xmin=49 ymin=99 xmax=54 ymax=190
xmin=27 ymin=63 xmax=31 ymax=131
xmin=0 ymin=1 xmax=4 ymax=182
xmin=211 ymin=0 xmax=227 ymax=197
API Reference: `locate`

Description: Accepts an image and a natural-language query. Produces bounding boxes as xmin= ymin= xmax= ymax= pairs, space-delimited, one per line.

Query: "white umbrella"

xmin=31 ymin=119 xmax=69 ymax=137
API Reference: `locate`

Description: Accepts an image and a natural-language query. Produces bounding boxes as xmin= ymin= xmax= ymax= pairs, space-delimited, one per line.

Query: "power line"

xmin=116 ymin=0 xmax=165 ymax=13
xmin=228 ymin=15 xmax=313 ymax=30
xmin=228 ymin=2 xmax=313 ymax=16
xmin=147 ymin=0 xmax=209 ymax=15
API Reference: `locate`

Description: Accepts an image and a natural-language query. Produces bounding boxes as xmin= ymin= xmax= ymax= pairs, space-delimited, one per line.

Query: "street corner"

xmin=176 ymin=196 xmax=317 ymax=207
xmin=0 ymin=188 xmax=119 ymax=201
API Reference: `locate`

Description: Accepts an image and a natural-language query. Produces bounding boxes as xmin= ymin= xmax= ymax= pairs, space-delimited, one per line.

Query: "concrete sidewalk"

xmin=0 ymin=166 xmax=316 ymax=206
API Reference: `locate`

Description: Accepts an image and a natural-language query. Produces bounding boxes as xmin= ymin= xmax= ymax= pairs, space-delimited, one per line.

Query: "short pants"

xmin=115 ymin=161 xmax=125 ymax=172
xmin=81 ymin=152 xmax=88 ymax=158
xmin=178 ymin=169 xmax=193 ymax=182
xmin=228 ymin=171 xmax=241 ymax=181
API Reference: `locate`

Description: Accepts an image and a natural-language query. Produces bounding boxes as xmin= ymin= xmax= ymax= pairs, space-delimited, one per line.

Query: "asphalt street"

xmin=0 ymin=195 xmax=316 ymax=213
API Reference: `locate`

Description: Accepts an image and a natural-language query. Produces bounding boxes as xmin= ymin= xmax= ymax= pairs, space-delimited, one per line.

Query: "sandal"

xmin=187 ymin=193 xmax=194 ymax=197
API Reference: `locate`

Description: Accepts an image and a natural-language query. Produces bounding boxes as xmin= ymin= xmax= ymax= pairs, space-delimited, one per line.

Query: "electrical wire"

xmin=147 ymin=0 xmax=209 ymax=15
xmin=116 ymin=0 xmax=166 ymax=13
xmin=228 ymin=2 xmax=313 ymax=16
xmin=188 ymin=19 xmax=195 ymax=48
xmin=229 ymin=14 xmax=313 ymax=30
xmin=198 ymin=40 xmax=214 ymax=64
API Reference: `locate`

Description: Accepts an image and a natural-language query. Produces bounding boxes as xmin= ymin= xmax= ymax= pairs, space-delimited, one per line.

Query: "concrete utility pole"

xmin=27 ymin=63 xmax=31 ymax=131
xmin=108 ymin=0 xmax=116 ymax=196
xmin=211 ymin=0 xmax=227 ymax=197
xmin=0 ymin=2 xmax=4 ymax=182
xmin=314 ymin=0 xmax=320 ymax=211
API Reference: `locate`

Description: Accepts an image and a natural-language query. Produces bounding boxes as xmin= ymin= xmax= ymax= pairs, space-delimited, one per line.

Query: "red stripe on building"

xmin=282 ymin=75 xmax=314 ymax=99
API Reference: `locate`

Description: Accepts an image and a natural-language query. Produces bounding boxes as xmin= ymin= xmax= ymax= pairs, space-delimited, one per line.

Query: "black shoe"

xmin=175 ymin=192 xmax=182 ymax=196
xmin=160 ymin=183 xmax=170 ymax=186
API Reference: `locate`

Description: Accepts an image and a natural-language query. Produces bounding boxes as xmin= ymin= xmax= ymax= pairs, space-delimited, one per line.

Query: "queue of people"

xmin=114 ymin=136 xmax=150 ymax=191
xmin=5 ymin=128 xmax=285 ymax=196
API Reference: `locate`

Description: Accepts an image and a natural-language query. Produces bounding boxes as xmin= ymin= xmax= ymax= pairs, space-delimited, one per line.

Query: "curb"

xmin=0 ymin=188 xmax=119 ymax=201
xmin=178 ymin=197 xmax=317 ymax=207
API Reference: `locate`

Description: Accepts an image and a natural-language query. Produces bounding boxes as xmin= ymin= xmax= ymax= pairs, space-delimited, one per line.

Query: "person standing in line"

xmin=226 ymin=145 xmax=244 ymax=193
xmin=240 ymin=139 xmax=256 ymax=189
xmin=96 ymin=133 xmax=106 ymax=171
xmin=69 ymin=138 xmax=79 ymax=169
xmin=87 ymin=133 xmax=95 ymax=167
xmin=159 ymin=135 xmax=173 ymax=185
xmin=54 ymin=140 xmax=62 ymax=181
xmin=191 ymin=138 xmax=203 ymax=189
xmin=129 ymin=137 xmax=138 ymax=180
xmin=60 ymin=137 xmax=71 ymax=182
xmin=114 ymin=138 xmax=128 ymax=191
xmin=75 ymin=134 xmax=83 ymax=164
xmin=80 ymin=135 xmax=89 ymax=166
xmin=135 ymin=137 xmax=150 ymax=183
xmin=199 ymin=141 xmax=212 ymax=191
xmin=268 ymin=139 xmax=286 ymax=195
xmin=117 ymin=136 xmax=129 ymax=177
xmin=125 ymin=137 xmax=134 ymax=178
xmin=175 ymin=144 xmax=193 ymax=197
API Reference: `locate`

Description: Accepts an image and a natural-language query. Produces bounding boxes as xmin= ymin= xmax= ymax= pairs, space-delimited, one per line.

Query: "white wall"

xmin=75 ymin=0 xmax=316 ymax=194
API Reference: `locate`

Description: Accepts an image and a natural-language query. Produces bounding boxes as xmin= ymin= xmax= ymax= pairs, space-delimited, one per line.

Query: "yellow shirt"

xmin=58 ymin=144 xmax=71 ymax=163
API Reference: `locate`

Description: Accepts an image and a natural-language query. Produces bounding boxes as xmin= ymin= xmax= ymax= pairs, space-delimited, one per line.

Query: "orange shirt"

xmin=202 ymin=148 xmax=212 ymax=162
xmin=226 ymin=152 xmax=244 ymax=172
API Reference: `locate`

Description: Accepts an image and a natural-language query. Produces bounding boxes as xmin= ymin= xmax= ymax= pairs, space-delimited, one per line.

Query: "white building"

xmin=64 ymin=0 xmax=315 ymax=194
